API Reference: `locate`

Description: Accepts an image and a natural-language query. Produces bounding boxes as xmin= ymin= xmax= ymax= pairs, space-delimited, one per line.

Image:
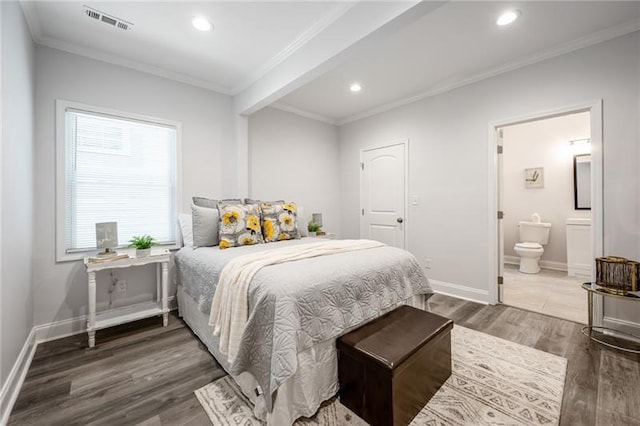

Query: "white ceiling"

xmin=278 ymin=1 xmax=640 ymax=123
xmin=20 ymin=1 xmax=640 ymax=122
xmin=22 ymin=1 xmax=354 ymax=94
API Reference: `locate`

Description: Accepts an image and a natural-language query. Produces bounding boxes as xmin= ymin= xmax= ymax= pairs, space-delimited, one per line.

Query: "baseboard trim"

xmin=602 ymin=316 xmax=640 ymax=343
xmin=504 ymin=255 xmax=568 ymax=272
xmin=429 ymin=279 xmax=489 ymax=305
xmin=567 ymin=264 xmax=592 ymax=278
xmin=34 ymin=314 xmax=88 ymax=344
xmin=504 ymin=255 xmax=519 ymax=266
xmin=35 ymin=296 xmax=178 ymax=343
xmin=0 ymin=328 xmax=37 ymax=425
xmin=1 ymin=295 xmax=179 ymax=422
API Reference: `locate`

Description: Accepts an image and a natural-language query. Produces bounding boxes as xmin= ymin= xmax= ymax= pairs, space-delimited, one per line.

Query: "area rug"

xmin=195 ymin=326 xmax=567 ymax=425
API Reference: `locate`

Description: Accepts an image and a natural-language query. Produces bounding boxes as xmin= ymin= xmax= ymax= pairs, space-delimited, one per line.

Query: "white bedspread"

xmin=209 ymin=239 xmax=384 ymax=361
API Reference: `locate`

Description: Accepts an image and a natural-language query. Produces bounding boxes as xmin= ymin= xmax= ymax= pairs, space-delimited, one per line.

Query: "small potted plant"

xmin=307 ymin=222 xmax=320 ymax=237
xmin=129 ymin=234 xmax=155 ymax=258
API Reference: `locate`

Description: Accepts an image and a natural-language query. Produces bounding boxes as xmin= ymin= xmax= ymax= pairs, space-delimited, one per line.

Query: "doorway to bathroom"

xmin=489 ymin=102 xmax=603 ymax=325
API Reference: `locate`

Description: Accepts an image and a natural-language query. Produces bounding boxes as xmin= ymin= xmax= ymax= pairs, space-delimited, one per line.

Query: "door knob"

xmin=397 ymin=217 xmax=404 ymax=223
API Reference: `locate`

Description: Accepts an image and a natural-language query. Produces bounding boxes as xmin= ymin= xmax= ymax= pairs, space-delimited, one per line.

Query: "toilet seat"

xmin=515 ymin=242 xmax=542 ymax=250
xmin=514 ymin=242 xmax=544 ymax=274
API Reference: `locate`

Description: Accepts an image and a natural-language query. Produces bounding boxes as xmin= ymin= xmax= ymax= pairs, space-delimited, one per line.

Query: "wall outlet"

xmin=116 ymin=280 xmax=127 ymax=293
xmin=424 ymin=258 xmax=432 ymax=269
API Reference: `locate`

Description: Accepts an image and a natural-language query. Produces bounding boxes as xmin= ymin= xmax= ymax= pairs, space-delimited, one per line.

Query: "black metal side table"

xmin=581 ymin=283 xmax=640 ymax=354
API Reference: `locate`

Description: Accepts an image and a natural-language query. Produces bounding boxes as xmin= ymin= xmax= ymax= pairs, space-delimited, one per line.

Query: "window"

xmin=57 ymin=101 xmax=180 ymax=260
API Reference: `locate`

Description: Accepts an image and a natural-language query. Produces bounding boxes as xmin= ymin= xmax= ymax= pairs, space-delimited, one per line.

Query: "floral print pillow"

xmin=217 ymin=203 xmax=264 ymax=249
xmin=261 ymin=201 xmax=300 ymax=243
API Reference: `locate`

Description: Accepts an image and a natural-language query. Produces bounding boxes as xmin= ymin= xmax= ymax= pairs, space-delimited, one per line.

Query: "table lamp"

xmin=312 ymin=213 xmax=324 ymax=235
xmin=95 ymin=222 xmax=119 ymax=258
xmin=312 ymin=213 xmax=323 ymax=228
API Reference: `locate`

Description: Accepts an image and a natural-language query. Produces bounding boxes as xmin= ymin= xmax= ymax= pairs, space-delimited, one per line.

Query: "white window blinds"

xmin=64 ymin=109 xmax=177 ymax=251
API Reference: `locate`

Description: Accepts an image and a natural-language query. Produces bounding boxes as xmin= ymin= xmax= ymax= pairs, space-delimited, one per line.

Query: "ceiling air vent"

xmin=83 ymin=5 xmax=133 ymax=31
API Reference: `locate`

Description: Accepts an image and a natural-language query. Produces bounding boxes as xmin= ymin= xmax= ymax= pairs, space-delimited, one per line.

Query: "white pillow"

xmin=178 ymin=214 xmax=194 ymax=247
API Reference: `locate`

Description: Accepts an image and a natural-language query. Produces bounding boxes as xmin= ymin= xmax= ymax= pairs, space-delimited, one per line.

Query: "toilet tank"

xmin=518 ymin=221 xmax=551 ymax=244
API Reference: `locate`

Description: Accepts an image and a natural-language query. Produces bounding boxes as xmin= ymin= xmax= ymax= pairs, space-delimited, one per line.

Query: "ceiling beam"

xmin=234 ymin=1 xmax=447 ymax=116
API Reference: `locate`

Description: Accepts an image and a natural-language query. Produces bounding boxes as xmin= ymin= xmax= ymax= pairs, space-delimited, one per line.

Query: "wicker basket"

xmin=595 ymin=256 xmax=639 ymax=294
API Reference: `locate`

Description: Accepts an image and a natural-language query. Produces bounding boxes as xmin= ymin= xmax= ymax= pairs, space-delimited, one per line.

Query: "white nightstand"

xmin=83 ymin=250 xmax=171 ymax=348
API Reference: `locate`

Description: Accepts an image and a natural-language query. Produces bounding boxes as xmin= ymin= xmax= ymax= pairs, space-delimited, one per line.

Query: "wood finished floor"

xmin=9 ymin=294 xmax=640 ymax=425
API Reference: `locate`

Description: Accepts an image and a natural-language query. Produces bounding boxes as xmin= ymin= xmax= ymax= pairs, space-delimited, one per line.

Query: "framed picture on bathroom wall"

xmin=525 ymin=167 xmax=544 ymax=188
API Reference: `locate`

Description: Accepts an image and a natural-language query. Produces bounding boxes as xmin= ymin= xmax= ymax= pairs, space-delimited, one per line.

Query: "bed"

xmin=175 ymin=237 xmax=433 ymax=425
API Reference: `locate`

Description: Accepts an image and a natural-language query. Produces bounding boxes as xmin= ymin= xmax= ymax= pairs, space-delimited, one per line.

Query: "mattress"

xmin=175 ymin=238 xmax=433 ymax=424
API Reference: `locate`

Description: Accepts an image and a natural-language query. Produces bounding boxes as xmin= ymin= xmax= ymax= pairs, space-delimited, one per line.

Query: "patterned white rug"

xmin=195 ymin=326 xmax=567 ymax=426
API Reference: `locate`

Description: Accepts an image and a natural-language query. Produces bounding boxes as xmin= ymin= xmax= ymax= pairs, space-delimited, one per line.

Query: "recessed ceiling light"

xmin=496 ymin=10 xmax=520 ymax=26
xmin=192 ymin=16 xmax=213 ymax=32
xmin=350 ymin=83 xmax=362 ymax=93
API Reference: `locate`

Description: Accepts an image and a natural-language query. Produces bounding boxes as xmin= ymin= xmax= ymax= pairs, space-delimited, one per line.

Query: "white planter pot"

xmin=136 ymin=248 xmax=151 ymax=258
xmin=309 ymin=232 xmax=317 ymax=237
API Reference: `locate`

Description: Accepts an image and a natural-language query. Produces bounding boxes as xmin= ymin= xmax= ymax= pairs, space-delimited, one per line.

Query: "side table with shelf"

xmin=84 ymin=251 xmax=171 ymax=348
xmin=581 ymin=282 xmax=640 ymax=354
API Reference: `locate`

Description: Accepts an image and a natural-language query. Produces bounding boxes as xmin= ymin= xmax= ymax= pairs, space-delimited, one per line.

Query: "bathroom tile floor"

xmin=503 ymin=264 xmax=588 ymax=324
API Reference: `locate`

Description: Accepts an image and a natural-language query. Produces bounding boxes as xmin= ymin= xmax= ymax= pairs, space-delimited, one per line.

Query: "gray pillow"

xmin=193 ymin=196 xmax=242 ymax=208
xmin=244 ymin=198 xmax=284 ymax=205
xmin=191 ymin=204 xmax=220 ymax=247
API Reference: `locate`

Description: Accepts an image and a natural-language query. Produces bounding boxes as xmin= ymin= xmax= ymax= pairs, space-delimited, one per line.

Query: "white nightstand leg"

xmin=156 ymin=263 xmax=161 ymax=303
xmin=88 ymin=271 xmax=97 ymax=348
xmin=161 ymin=261 xmax=169 ymax=326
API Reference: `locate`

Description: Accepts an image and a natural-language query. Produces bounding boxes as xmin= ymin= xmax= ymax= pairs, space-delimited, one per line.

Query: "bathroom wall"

xmin=503 ymin=112 xmax=591 ymax=267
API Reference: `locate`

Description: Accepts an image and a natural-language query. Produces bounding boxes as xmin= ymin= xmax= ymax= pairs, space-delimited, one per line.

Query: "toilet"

xmin=514 ymin=220 xmax=552 ymax=274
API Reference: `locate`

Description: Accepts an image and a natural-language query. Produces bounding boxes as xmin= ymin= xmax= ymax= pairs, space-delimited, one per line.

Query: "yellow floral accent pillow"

xmin=261 ymin=201 xmax=300 ymax=243
xmin=217 ymin=203 xmax=264 ymax=249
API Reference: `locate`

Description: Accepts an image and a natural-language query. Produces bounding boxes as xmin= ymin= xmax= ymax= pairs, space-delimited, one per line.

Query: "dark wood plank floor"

xmin=9 ymin=294 xmax=640 ymax=425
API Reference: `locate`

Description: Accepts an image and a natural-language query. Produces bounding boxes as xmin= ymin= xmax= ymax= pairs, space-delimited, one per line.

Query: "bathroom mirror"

xmin=573 ymin=154 xmax=591 ymax=210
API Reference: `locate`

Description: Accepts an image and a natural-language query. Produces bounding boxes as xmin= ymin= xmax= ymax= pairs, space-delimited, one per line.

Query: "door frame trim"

xmin=487 ymin=100 xmax=604 ymax=325
xmin=359 ymin=139 xmax=410 ymax=250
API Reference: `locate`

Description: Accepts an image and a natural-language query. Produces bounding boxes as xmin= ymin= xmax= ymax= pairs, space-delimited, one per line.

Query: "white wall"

xmin=248 ymin=107 xmax=341 ymax=235
xmin=339 ymin=31 xmax=640 ymax=328
xmin=1 ymin=0 xmax=35 ymax=388
xmin=33 ymin=46 xmax=234 ymax=327
xmin=503 ymin=112 xmax=591 ymax=265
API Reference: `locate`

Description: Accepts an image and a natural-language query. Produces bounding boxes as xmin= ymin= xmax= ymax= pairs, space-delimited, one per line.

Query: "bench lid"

xmin=338 ymin=306 xmax=453 ymax=369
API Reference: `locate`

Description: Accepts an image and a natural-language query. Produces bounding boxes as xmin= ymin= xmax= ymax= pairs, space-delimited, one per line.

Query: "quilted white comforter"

xmin=175 ymin=238 xmax=432 ymax=411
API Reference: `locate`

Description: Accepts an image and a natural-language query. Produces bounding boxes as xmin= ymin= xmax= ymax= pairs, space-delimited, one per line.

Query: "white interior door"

xmin=360 ymin=143 xmax=406 ymax=248
xmin=497 ymin=128 xmax=505 ymax=303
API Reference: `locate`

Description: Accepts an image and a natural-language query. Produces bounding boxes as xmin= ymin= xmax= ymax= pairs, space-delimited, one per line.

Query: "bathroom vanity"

xmin=566 ymin=218 xmax=591 ymax=277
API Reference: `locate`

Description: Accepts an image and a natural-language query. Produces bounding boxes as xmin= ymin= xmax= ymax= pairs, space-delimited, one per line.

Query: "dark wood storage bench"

xmin=337 ymin=305 xmax=453 ymax=426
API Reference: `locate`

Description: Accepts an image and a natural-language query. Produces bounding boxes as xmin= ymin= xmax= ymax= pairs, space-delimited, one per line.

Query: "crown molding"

xmin=19 ymin=0 xmax=356 ymax=99
xmin=20 ymin=0 xmax=231 ymax=95
xmin=230 ymin=2 xmax=356 ymax=96
xmin=270 ymin=102 xmax=338 ymax=125
xmin=39 ymin=35 xmax=234 ymax=95
xmin=338 ymin=18 xmax=640 ymax=125
xmin=19 ymin=0 xmax=43 ymax=42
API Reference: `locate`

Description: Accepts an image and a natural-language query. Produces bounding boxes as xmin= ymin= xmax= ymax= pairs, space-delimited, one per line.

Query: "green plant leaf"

xmin=128 ymin=234 xmax=156 ymax=249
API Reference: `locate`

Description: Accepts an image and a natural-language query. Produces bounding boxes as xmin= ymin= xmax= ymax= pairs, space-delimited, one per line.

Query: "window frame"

xmin=56 ymin=100 xmax=182 ymax=262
